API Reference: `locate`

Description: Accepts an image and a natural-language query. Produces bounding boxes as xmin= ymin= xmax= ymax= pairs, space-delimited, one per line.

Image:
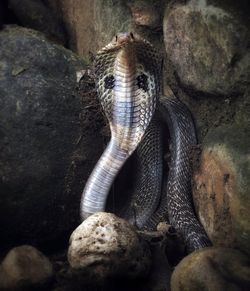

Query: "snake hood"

xmin=94 ymin=32 xmax=161 ymax=150
xmin=80 ymin=33 xmax=161 ymax=219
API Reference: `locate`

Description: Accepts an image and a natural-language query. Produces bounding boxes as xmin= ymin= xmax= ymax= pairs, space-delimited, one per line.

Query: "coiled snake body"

xmin=80 ymin=33 xmax=211 ymax=252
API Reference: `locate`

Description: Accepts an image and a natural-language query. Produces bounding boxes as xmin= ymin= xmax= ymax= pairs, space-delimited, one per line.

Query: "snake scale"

xmin=80 ymin=33 xmax=211 ymax=252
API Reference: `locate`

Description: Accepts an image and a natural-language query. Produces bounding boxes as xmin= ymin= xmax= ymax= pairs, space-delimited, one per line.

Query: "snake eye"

xmin=137 ymin=73 xmax=148 ymax=92
xmin=104 ymin=75 xmax=115 ymax=89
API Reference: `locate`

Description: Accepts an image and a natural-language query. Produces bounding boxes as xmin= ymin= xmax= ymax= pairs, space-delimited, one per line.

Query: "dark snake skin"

xmin=158 ymin=96 xmax=211 ymax=252
xmin=80 ymin=32 xmax=211 ymax=252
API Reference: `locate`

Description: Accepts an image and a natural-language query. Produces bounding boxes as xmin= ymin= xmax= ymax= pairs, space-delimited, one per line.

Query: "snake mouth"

xmin=114 ymin=32 xmax=135 ymax=46
xmin=105 ymin=32 xmax=148 ymax=52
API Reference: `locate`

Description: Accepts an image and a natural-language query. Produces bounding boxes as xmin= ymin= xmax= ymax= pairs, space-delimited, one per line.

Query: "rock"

xmin=0 ymin=245 xmax=53 ymax=290
xmin=127 ymin=0 xmax=163 ymax=28
xmin=46 ymin=0 xmax=165 ymax=60
xmin=171 ymin=247 xmax=250 ymax=291
xmin=193 ymin=115 xmax=250 ymax=255
xmin=68 ymin=212 xmax=151 ymax=282
xmin=46 ymin=0 xmax=133 ymax=59
xmin=8 ymin=0 xmax=66 ymax=44
xmin=234 ymin=88 xmax=250 ymax=127
xmin=0 ymin=26 xmax=104 ymax=247
xmin=163 ymin=0 xmax=250 ymax=96
xmin=94 ymin=0 xmax=133 ymax=51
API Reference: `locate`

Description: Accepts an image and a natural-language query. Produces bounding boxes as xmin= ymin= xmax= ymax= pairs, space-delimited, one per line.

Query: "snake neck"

xmin=80 ymin=137 xmax=128 ymax=220
xmin=110 ymin=42 xmax=143 ymax=153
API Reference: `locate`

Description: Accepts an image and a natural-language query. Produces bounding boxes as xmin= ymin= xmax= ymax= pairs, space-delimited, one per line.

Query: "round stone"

xmin=68 ymin=212 xmax=151 ymax=282
xmin=171 ymin=247 xmax=250 ymax=291
xmin=0 ymin=245 xmax=53 ymax=290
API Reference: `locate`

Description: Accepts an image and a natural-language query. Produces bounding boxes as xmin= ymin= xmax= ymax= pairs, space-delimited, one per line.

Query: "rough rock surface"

xmin=0 ymin=26 xmax=104 ymax=247
xmin=171 ymin=247 xmax=250 ymax=291
xmin=46 ymin=0 xmax=133 ymax=59
xmin=68 ymin=212 xmax=151 ymax=282
xmin=46 ymin=0 xmax=164 ymax=59
xmin=127 ymin=0 xmax=163 ymax=28
xmin=193 ymin=95 xmax=250 ymax=255
xmin=163 ymin=0 xmax=250 ymax=96
xmin=0 ymin=245 xmax=53 ymax=290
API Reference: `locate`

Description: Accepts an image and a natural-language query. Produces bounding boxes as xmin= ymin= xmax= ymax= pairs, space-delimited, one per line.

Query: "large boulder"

xmin=192 ymin=92 xmax=250 ymax=255
xmin=46 ymin=0 xmax=164 ymax=59
xmin=163 ymin=0 xmax=250 ymax=96
xmin=46 ymin=0 xmax=133 ymax=59
xmin=0 ymin=26 xmax=104 ymax=247
xmin=171 ymin=247 xmax=250 ymax=291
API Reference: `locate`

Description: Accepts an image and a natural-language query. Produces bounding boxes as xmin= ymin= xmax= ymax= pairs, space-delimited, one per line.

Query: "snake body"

xmin=80 ymin=33 xmax=211 ymax=252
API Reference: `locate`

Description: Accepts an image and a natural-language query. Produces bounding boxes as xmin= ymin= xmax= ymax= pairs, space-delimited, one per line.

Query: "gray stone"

xmin=0 ymin=245 xmax=53 ymax=290
xmin=163 ymin=0 xmax=250 ymax=96
xmin=94 ymin=0 xmax=133 ymax=50
xmin=0 ymin=26 xmax=104 ymax=247
xmin=68 ymin=212 xmax=151 ymax=282
xmin=171 ymin=247 xmax=250 ymax=291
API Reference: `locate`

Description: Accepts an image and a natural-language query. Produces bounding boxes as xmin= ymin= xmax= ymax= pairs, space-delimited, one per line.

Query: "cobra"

xmin=80 ymin=32 xmax=211 ymax=252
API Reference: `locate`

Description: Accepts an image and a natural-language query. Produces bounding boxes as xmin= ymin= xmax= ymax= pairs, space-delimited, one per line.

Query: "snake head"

xmin=93 ymin=32 xmax=161 ymax=132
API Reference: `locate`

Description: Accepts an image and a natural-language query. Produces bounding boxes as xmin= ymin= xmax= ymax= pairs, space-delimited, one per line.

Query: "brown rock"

xmin=127 ymin=0 xmax=163 ymax=28
xmin=193 ymin=122 xmax=250 ymax=255
xmin=0 ymin=245 xmax=53 ymax=290
xmin=46 ymin=0 xmax=165 ymax=61
xmin=47 ymin=0 xmax=132 ymax=59
xmin=171 ymin=247 xmax=250 ymax=291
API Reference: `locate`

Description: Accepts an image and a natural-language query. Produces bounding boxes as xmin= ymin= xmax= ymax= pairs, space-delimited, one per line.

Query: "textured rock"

xmin=171 ymin=247 xmax=250 ymax=291
xmin=94 ymin=0 xmax=133 ymax=52
xmin=8 ymin=0 xmax=66 ymax=44
xmin=193 ymin=117 xmax=250 ymax=255
xmin=68 ymin=212 xmax=151 ymax=281
xmin=127 ymin=0 xmax=163 ymax=28
xmin=46 ymin=0 xmax=165 ymax=60
xmin=47 ymin=0 xmax=132 ymax=59
xmin=163 ymin=0 xmax=250 ymax=95
xmin=0 ymin=245 xmax=53 ymax=290
xmin=0 ymin=26 xmax=104 ymax=247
